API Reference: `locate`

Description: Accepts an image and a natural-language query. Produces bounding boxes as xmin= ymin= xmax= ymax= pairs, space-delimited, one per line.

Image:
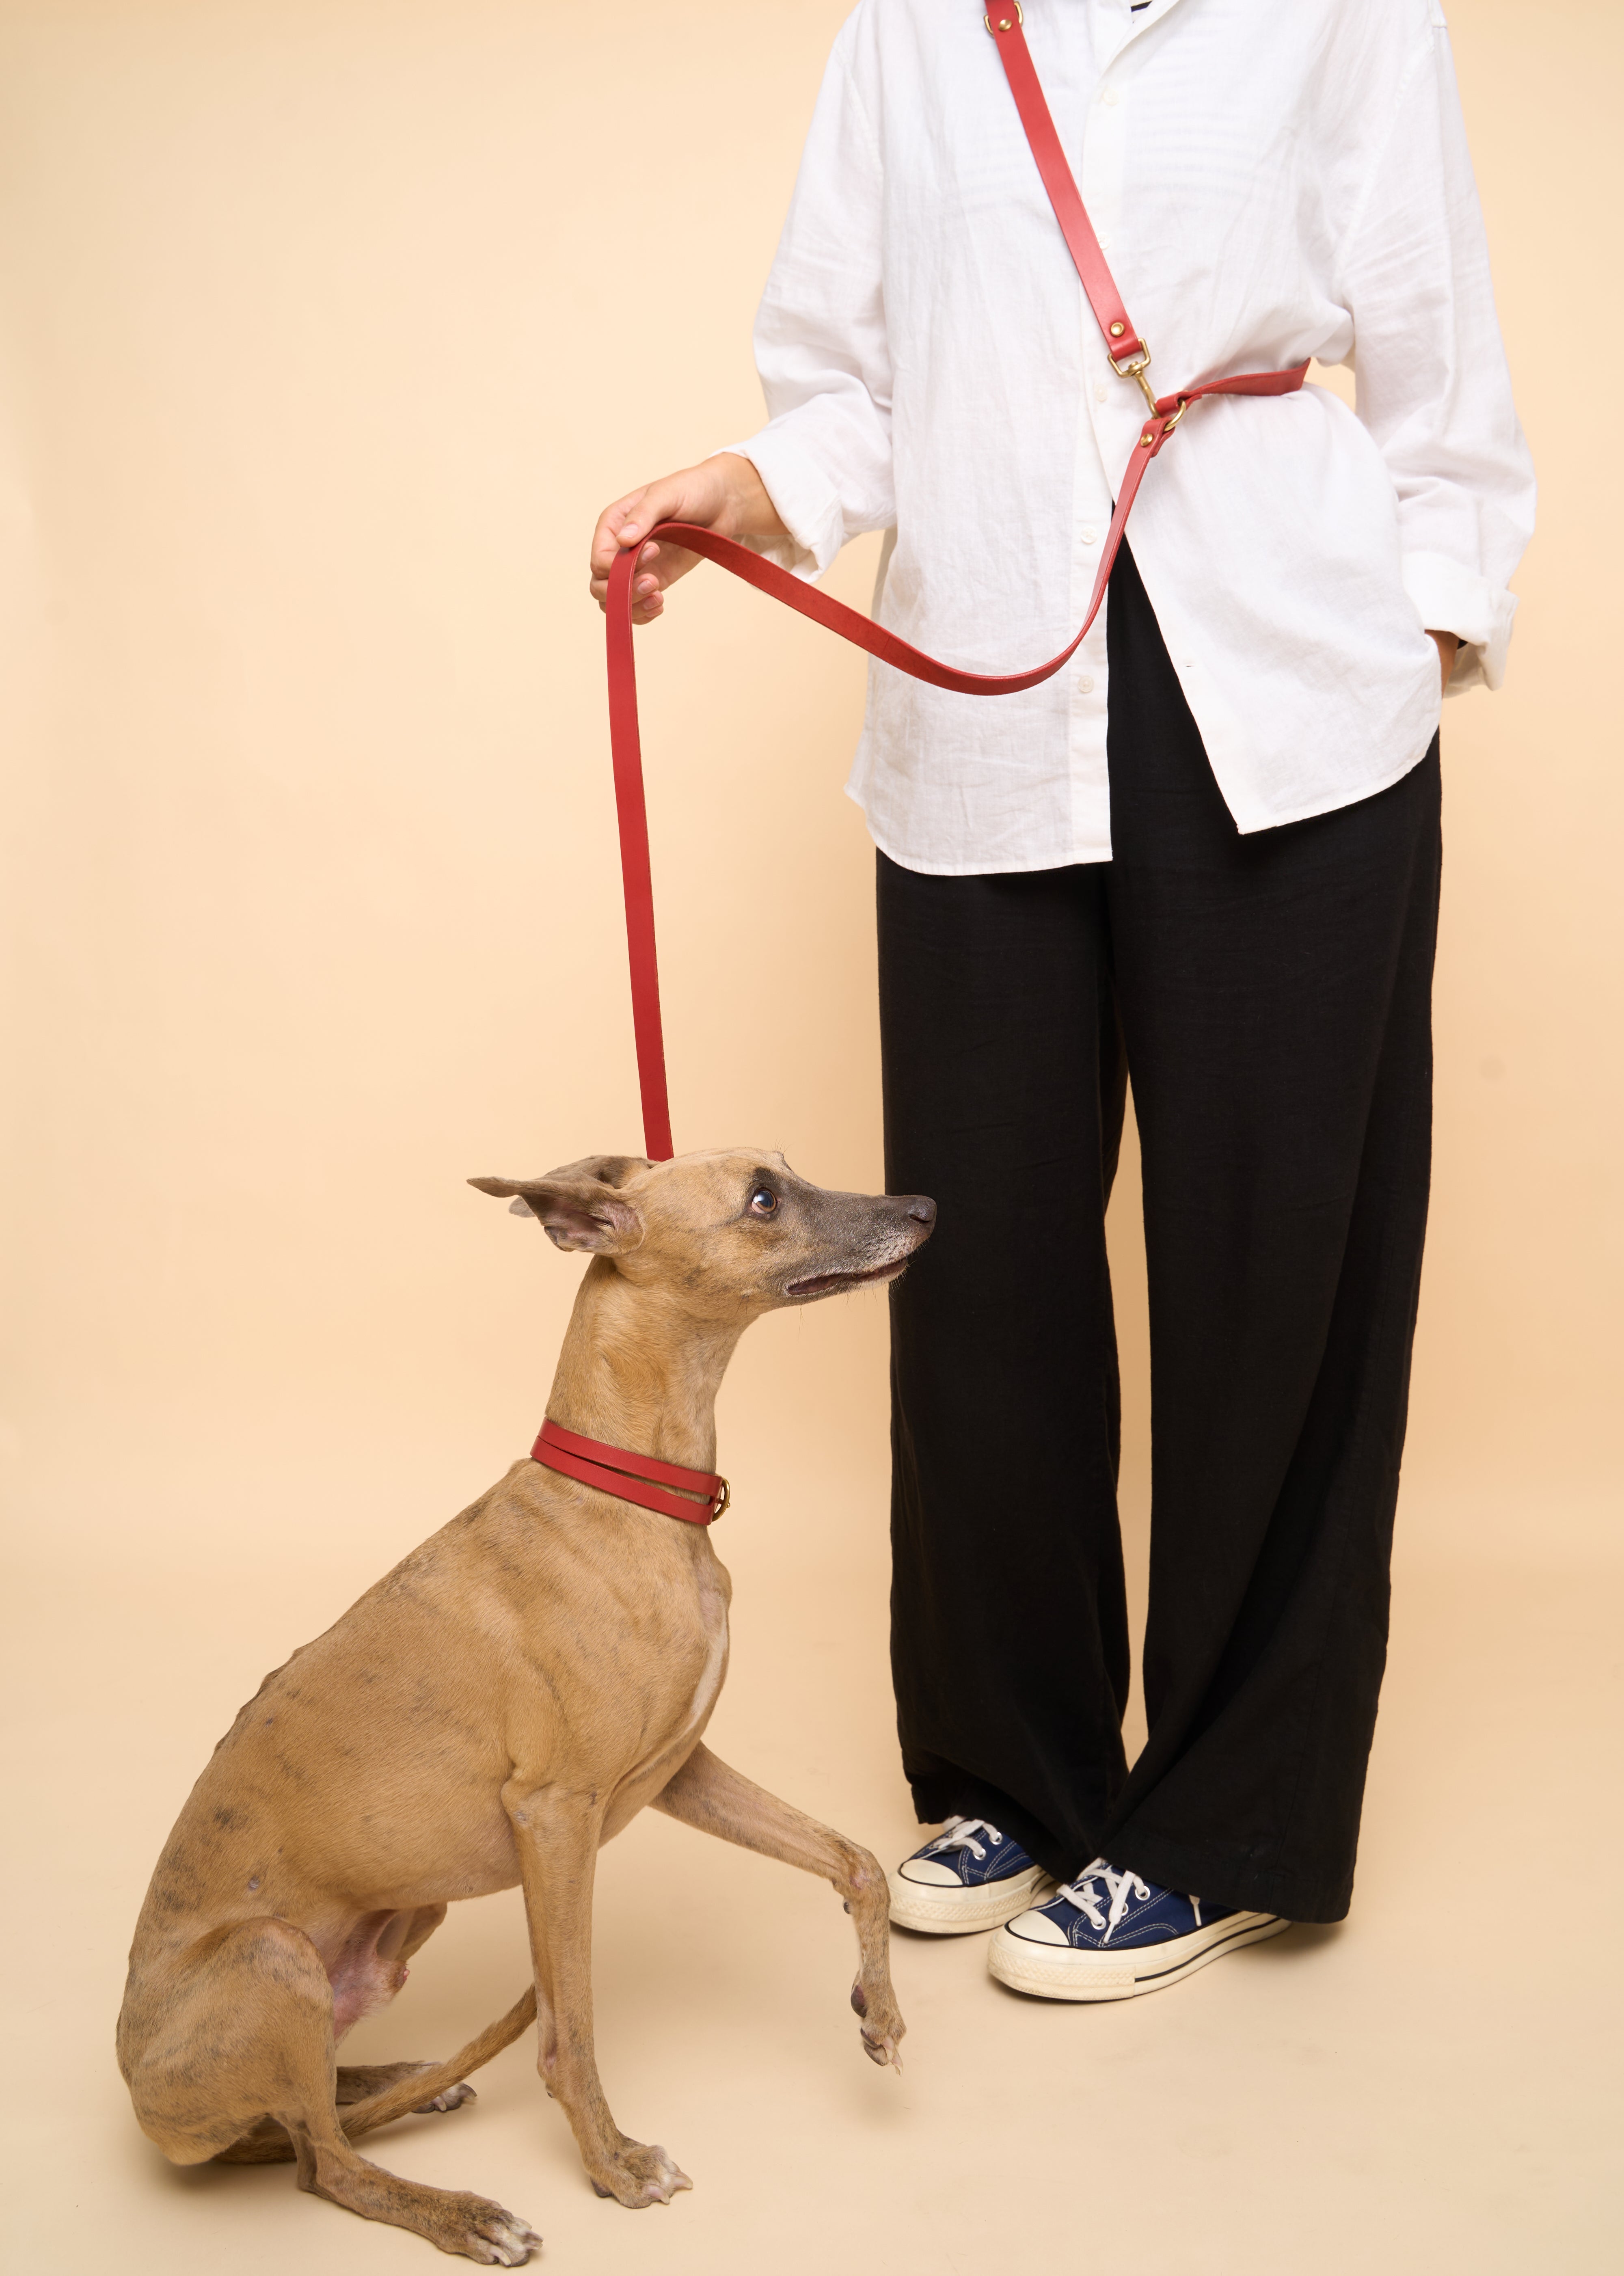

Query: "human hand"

xmin=590 ymin=454 xmax=788 ymax=625
xmin=1428 ymin=629 xmax=1460 ymax=695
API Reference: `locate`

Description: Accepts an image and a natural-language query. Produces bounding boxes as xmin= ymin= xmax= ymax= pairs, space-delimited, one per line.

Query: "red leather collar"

xmin=531 ymin=1417 xmax=730 ymax=1526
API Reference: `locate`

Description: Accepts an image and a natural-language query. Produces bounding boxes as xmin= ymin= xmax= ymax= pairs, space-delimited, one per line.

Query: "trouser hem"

xmin=911 ymin=1772 xmax=1353 ymax=1924
xmin=1102 ymin=1826 xmax=1353 ymax=1927
xmin=907 ymin=1771 xmax=1112 ymax=1891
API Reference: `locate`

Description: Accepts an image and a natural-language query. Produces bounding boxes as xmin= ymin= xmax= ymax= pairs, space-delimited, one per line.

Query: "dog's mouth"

xmin=784 ymin=1255 xmax=913 ymax=1302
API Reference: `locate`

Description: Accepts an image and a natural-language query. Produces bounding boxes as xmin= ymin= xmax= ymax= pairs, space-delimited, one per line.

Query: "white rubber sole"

xmin=888 ymin=1864 xmax=1053 ymax=1935
xmin=987 ymin=1909 xmax=1289 ymax=2000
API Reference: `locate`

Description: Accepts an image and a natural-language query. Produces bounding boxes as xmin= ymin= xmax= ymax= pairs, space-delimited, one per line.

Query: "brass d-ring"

xmin=985 ymin=3 xmax=1024 ymax=32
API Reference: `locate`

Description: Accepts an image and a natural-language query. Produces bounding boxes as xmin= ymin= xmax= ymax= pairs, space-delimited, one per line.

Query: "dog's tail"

xmin=341 ymin=1985 xmax=539 ymax=2142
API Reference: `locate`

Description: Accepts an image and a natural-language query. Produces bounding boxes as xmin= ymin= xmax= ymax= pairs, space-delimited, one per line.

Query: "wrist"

xmin=1427 ymin=628 xmax=1460 ymax=692
xmin=708 ymin=453 xmax=788 ymax=544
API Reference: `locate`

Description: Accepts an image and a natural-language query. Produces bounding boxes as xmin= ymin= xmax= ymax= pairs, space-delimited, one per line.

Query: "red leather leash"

xmin=531 ymin=1417 xmax=730 ymax=1526
xmin=605 ymin=4 xmax=1309 ymax=1168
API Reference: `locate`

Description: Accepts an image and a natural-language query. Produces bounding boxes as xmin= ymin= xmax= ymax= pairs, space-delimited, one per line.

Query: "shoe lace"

xmin=1054 ymin=1857 xmax=1153 ymax=1943
xmin=920 ymin=1815 xmax=1006 ymax=1864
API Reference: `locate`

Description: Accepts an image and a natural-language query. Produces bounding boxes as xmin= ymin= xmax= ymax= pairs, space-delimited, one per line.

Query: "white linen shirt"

xmin=727 ymin=0 xmax=1534 ymax=874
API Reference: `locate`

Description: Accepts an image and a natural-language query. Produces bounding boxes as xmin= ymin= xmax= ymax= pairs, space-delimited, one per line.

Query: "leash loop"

xmin=604 ymin=8 xmax=1308 ymax=1162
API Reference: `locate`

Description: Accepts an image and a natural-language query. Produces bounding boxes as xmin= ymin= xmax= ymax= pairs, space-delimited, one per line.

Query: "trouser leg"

xmin=878 ymin=546 xmax=1438 ymax=1921
xmin=879 ymin=850 xmax=1130 ymax=1876
xmin=1099 ymin=541 xmax=1441 ymax=1922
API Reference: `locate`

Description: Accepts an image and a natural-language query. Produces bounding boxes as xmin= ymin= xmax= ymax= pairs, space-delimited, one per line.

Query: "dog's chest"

xmin=680 ymin=1582 xmax=729 ymax=1738
xmin=607 ymin=1570 xmax=729 ymax=1833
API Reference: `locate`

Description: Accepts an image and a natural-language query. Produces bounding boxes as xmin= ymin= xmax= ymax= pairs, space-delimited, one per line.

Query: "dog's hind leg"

xmin=119 ymin=1918 xmax=540 ymax=2265
xmin=654 ymin=1741 xmax=906 ymax=2069
xmin=225 ymin=2061 xmax=480 ymax=2164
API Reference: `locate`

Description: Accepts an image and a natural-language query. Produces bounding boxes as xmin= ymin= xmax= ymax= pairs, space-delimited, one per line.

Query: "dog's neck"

xmin=542 ymin=1256 xmax=747 ymax=1474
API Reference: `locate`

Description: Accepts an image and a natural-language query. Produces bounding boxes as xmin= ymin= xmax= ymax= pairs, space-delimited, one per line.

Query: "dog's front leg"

xmin=502 ymin=1780 xmax=691 ymax=2209
xmin=654 ymin=1742 xmax=905 ymax=2069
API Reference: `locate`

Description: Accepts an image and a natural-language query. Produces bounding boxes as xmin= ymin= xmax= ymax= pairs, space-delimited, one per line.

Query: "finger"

xmin=618 ymin=543 xmax=688 ymax=600
xmin=588 ymin=571 xmax=669 ymax=623
xmin=589 ymin=550 xmax=662 ymax=608
xmin=590 ymin=526 xmax=701 ymax=617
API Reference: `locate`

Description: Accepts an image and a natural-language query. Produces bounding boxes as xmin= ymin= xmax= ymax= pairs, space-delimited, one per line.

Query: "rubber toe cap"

xmin=896 ymin=1857 xmax=965 ymax=1888
xmin=1004 ymin=1907 xmax=1071 ymax=1946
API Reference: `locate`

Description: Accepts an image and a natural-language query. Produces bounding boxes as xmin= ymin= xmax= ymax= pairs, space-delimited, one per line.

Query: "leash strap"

xmin=985 ymin=6 xmax=1145 ymax=364
xmin=606 ymin=6 xmax=1309 ymax=1162
xmin=531 ymin=1416 xmax=730 ymax=1526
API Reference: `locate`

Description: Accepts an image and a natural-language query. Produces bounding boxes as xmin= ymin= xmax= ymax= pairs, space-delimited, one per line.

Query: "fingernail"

xmin=622 ymin=524 xmax=640 ymax=540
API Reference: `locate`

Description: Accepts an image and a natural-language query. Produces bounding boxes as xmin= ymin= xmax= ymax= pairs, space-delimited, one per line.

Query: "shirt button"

xmin=1100 ymin=87 xmax=1119 ymax=106
xmin=1081 ymin=525 xmax=1098 ymax=545
xmin=1094 ymin=382 xmax=1108 ymax=403
xmin=1079 ymin=674 xmax=1096 ymax=693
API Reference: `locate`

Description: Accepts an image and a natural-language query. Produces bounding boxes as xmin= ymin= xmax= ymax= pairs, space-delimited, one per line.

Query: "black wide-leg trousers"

xmin=879 ymin=543 xmax=1441 ymax=1924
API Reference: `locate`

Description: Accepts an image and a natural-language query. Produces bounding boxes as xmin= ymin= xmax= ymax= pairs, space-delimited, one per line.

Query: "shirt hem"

xmin=847 ymin=742 xmax=1437 ymax=869
xmin=1227 ymin=741 xmax=1435 ymax=837
xmin=844 ymin=782 xmax=1113 ymax=875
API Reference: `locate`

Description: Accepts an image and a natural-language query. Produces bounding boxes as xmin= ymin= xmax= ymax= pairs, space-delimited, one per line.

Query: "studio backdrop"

xmin=0 ymin=6 xmax=1618 ymax=2267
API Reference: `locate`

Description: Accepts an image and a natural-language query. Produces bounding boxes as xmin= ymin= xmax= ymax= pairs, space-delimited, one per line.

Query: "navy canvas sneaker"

xmin=989 ymin=1857 xmax=1289 ymax=1999
xmin=888 ymin=1817 xmax=1051 ymax=1933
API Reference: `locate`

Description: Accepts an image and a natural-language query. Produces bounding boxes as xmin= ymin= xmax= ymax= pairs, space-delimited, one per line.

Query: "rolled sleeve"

xmin=719 ymin=425 xmax=847 ymax=579
xmin=1400 ymin=547 xmax=1516 ymax=691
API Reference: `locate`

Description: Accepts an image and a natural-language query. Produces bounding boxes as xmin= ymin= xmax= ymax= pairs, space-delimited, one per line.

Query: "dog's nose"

xmin=906 ymin=1196 xmax=937 ymax=1226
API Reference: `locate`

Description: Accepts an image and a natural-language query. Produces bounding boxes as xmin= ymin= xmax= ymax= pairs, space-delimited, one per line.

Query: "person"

xmin=589 ymin=0 xmax=1533 ymax=2004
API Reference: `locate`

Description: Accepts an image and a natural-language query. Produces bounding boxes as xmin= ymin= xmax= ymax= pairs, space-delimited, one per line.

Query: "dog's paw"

xmin=587 ymin=2139 xmax=693 ymax=2209
xmin=415 ymin=2078 xmax=477 ymax=2115
xmin=853 ymin=1976 xmax=906 ymax=2072
xmin=447 ymin=2195 xmax=541 ymax=2266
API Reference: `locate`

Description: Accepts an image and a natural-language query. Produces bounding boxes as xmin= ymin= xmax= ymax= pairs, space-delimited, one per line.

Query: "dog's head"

xmin=469 ymin=1150 xmax=934 ymax=1320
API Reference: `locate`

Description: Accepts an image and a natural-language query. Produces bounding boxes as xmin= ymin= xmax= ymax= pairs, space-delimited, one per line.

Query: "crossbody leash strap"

xmin=604 ymin=7 xmax=1309 ymax=1163
xmin=984 ymin=6 xmax=1146 ymax=365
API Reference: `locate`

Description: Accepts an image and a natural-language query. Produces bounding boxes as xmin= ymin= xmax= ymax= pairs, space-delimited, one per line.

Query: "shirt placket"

xmin=1063 ymin=4 xmax=1134 ymax=855
xmin=1065 ymin=0 xmax=1187 ymax=857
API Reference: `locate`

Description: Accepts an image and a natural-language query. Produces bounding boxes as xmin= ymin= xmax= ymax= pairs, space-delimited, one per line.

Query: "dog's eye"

xmin=747 ymin=1186 xmax=778 ymax=1217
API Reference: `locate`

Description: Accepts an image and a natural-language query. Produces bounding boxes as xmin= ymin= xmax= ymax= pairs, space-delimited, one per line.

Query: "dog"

xmin=117 ymin=1148 xmax=935 ymax=2264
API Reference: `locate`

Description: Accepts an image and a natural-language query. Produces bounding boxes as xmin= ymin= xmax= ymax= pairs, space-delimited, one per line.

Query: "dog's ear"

xmin=468 ymin=1160 xmax=648 ymax=1255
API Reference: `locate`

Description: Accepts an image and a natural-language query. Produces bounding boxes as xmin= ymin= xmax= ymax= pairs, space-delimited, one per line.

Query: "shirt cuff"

xmin=1401 ymin=549 xmax=1519 ymax=695
xmin=717 ymin=428 xmax=848 ymax=581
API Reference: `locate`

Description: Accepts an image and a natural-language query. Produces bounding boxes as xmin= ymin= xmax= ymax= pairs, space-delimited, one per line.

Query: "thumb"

xmin=615 ymin=477 xmax=699 ymax=550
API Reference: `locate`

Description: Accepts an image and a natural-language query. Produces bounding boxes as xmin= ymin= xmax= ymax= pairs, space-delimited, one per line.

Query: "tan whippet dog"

xmin=117 ymin=1149 xmax=934 ymax=2264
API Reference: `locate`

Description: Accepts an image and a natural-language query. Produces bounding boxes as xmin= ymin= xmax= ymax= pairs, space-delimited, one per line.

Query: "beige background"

xmin=1 ymin=2 xmax=1619 ymax=2270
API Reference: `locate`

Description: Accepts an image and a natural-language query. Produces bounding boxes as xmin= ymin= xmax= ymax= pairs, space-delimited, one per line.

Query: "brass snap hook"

xmin=1112 ymin=341 xmax=1160 ymax=416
